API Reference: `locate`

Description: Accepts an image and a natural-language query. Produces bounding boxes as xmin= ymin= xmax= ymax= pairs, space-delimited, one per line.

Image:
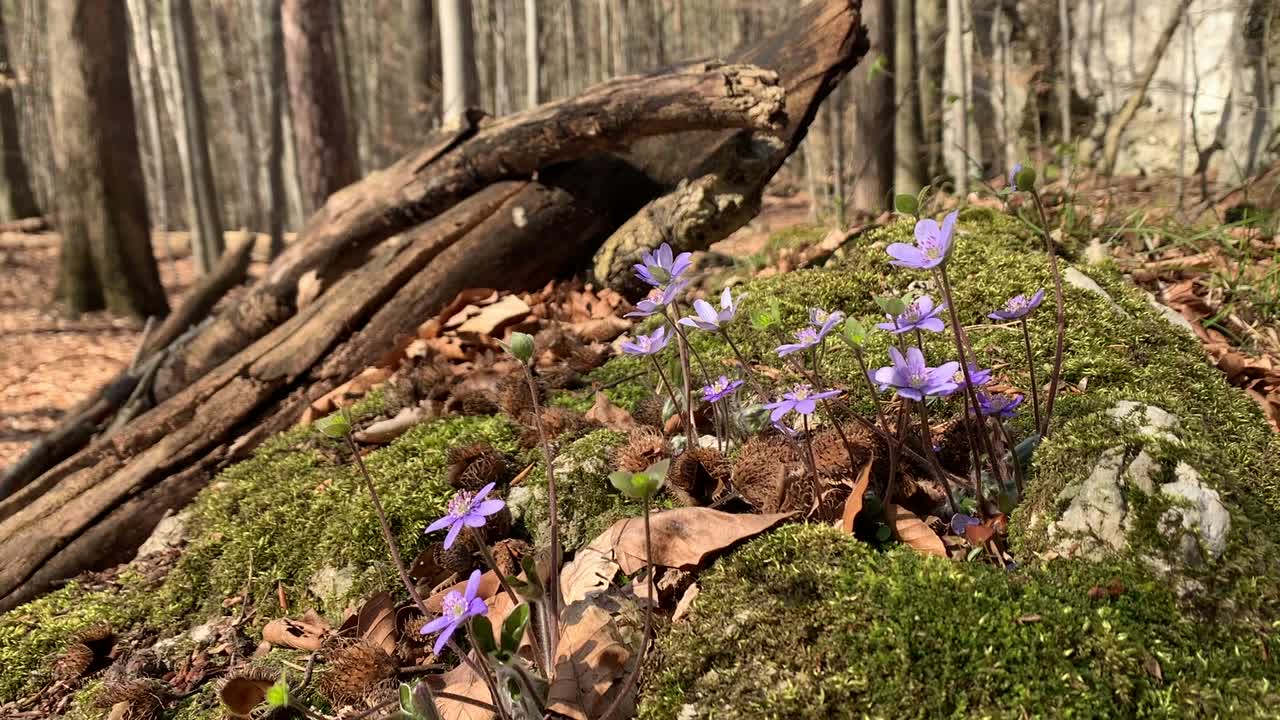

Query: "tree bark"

xmin=893 ymin=0 xmax=923 ymax=194
xmin=525 ymin=0 xmax=541 ymax=108
xmin=917 ymin=0 xmax=944 ymax=181
xmin=944 ymin=0 xmax=969 ymax=195
xmin=405 ymin=0 xmax=437 ymax=118
xmin=49 ymin=0 xmax=168 ymax=320
xmin=282 ymin=0 xmax=359 ymax=213
xmin=125 ymin=0 xmax=170 ymax=244
xmin=439 ymin=0 xmax=481 ymax=125
xmin=0 ymin=1 xmax=869 ymax=614
xmin=0 ymin=8 xmax=39 ymax=221
xmin=261 ymin=0 xmax=288 ymax=257
xmin=848 ymin=0 xmax=893 ymax=211
xmin=166 ymin=0 xmax=226 ymax=275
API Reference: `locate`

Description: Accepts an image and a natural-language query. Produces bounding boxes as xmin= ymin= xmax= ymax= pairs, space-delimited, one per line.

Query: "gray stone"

xmin=308 ymin=564 xmax=356 ymax=602
xmin=1050 ymin=447 xmax=1129 ymax=555
xmin=1106 ymin=401 xmax=1182 ymax=443
xmin=135 ymin=510 xmax=189 ymax=559
xmin=1160 ymin=463 xmax=1231 ymax=565
xmin=1144 ymin=293 xmax=1198 ymax=339
xmin=1125 ymin=450 xmax=1159 ymax=495
xmin=1063 ymin=267 xmax=1129 ymax=317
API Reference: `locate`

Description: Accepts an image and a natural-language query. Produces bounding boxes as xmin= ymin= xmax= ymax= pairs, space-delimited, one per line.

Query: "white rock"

xmin=1144 ymin=293 xmax=1198 ymax=339
xmin=1107 ymin=401 xmax=1182 ymax=443
xmin=1064 ymin=267 xmax=1129 ymax=317
xmin=1160 ymin=462 xmax=1231 ymax=564
xmin=308 ymin=564 xmax=356 ymax=601
xmin=135 ymin=510 xmax=188 ymax=558
xmin=1125 ymin=450 xmax=1158 ymax=495
xmin=1051 ymin=447 xmax=1129 ymax=554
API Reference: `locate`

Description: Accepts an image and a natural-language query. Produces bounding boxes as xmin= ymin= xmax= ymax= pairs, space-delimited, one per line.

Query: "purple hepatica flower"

xmin=872 ymin=346 xmax=960 ymax=401
xmin=950 ymin=513 xmax=980 ymax=536
xmin=702 ymin=375 xmax=744 ymax=404
xmin=976 ymin=391 xmax=1024 ymax=419
xmin=808 ymin=307 xmax=845 ymax=328
xmin=620 ymin=325 xmax=670 ymax=356
xmin=987 ymin=289 xmax=1046 ymax=322
xmin=420 ymin=569 xmax=488 ymax=655
xmin=625 ymin=279 xmax=689 ymax=319
xmin=777 ymin=310 xmax=843 ymax=356
xmin=776 ymin=326 xmax=821 ymax=357
xmin=679 ymin=287 xmax=742 ymax=332
xmin=951 ymin=363 xmax=992 ymax=391
xmin=772 ymin=421 xmax=800 ymax=440
xmin=1008 ymin=163 xmax=1023 ymax=188
xmin=887 ymin=210 xmax=959 ymax=270
xmin=426 ymin=482 xmax=506 ymax=549
xmin=876 ymin=295 xmax=947 ymax=334
xmin=763 ymin=384 xmax=843 ymax=422
xmin=634 ymin=242 xmax=693 ymax=287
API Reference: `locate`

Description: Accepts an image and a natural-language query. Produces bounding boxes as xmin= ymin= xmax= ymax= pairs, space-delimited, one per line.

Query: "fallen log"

xmin=0 ymin=0 xmax=868 ymax=613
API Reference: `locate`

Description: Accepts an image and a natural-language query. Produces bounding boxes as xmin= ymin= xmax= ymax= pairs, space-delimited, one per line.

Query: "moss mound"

xmin=643 ymin=524 xmax=1279 ymax=719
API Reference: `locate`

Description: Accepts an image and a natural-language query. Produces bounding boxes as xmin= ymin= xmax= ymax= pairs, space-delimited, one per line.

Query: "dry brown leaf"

xmin=356 ymin=591 xmax=398 ymax=656
xmin=457 ymin=295 xmax=531 ymax=336
xmin=964 ymin=523 xmax=995 ymax=546
xmin=218 ymin=676 xmax=273 ymax=717
xmin=587 ymin=508 xmax=794 ymax=575
xmin=353 ymin=406 xmax=424 ymax=444
xmin=887 ymin=504 xmax=947 ymax=558
xmin=672 ymin=582 xmax=700 ymax=623
xmin=840 ymin=461 xmax=874 ymax=533
xmin=262 ymin=614 xmax=329 ymax=651
xmin=426 ymin=571 xmax=500 ymax=613
xmin=569 ymin=316 xmax=631 ymax=343
xmin=546 ymin=601 xmax=634 ymax=720
xmin=583 ymin=392 xmax=637 ymax=431
xmin=560 ymin=545 xmax=620 ymax=605
xmin=432 ymin=660 xmax=493 ymax=720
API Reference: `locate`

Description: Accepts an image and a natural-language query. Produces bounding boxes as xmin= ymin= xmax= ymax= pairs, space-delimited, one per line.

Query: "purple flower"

xmin=876 ymin=295 xmax=947 ymax=334
xmin=420 ymin=569 xmax=488 ymax=655
xmin=987 ymin=289 xmax=1046 ymax=322
xmin=976 ymin=391 xmax=1024 ymax=419
xmin=702 ymin=375 xmax=744 ymax=404
xmin=1008 ymin=163 xmax=1023 ymax=188
xmin=772 ymin=421 xmax=801 ymax=440
xmin=872 ymin=347 xmax=960 ymax=401
xmin=887 ymin=211 xmax=959 ymax=270
xmin=950 ymin=363 xmax=992 ymax=391
xmin=679 ymin=287 xmax=742 ymax=332
xmin=763 ymin=384 xmax=843 ymax=422
xmin=620 ymin=326 xmax=671 ymax=356
xmin=633 ymin=243 xmax=693 ymax=287
xmin=950 ymin=513 xmax=980 ymax=535
xmin=426 ymin=483 xmax=506 ymax=549
xmin=776 ymin=310 xmax=843 ymax=357
xmin=625 ymin=279 xmax=689 ymax=318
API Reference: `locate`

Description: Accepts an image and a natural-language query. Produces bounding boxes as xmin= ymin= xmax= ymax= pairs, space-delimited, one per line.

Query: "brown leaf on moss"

xmin=356 ymin=591 xmax=399 ymax=656
xmin=587 ymin=508 xmax=794 ymax=575
xmin=546 ymin=601 xmax=634 ymax=720
xmin=584 ymin=391 xmax=637 ymax=431
xmin=887 ymin=504 xmax=947 ymax=558
xmin=840 ymin=461 xmax=874 ymax=533
xmin=262 ymin=612 xmax=329 ymax=651
xmin=430 ymin=661 xmax=493 ymax=720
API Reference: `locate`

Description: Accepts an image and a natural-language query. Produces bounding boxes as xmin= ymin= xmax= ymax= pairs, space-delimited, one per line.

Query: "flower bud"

xmin=840 ymin=317 xmax=869 ymax=346
xmin=314 ymin=411 xmax=351 ymax=439
xmin=505 ymin=332 xmax=535 ymax=363
xmin=1014 ymin=166 xmax=1037 ymax=192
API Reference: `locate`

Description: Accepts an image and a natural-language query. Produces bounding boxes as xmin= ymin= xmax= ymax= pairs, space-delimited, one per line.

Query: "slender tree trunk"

xmin=259 ymin=0 xmax=288 ymax=257
xmin=598 ymin=0 xmax=611 ymax=80
xmin=491 ymin=0 xmax=509 ymax=115
xmin=945 ymin=0 xmax=969 ymax=195
xmin=894 ymin=0 xmax=923 ymax=195
xmin=215 ymin=1 xmax=263 ymax=230
xmin=917 ymin=0 xmax=944 ymax=181
xmin=0 ymin=8 xmax=39 ymax=221
xmin=525 ymin=0 xmax=541 ymax=108
xmin=438 ymin=0 xmax=480 ymax=125
xmin=829 ymin=87 xmax=846 ymax=225
xmin=610 ymin=0 xmax=626 ymax=75
xmin=165 ymin=0 xmax=225 ymax=275
xmin=848 ymin=0 xmax=893 ymax=211
xmin=405 ymin=0 xmax=435 ymax=117
xmin=1056 ymin=0 xmax=1072 ymax=175
xmin=49 ymin=0 xmax=168 ymax=320
xmin=282 ymin=0 xmax=359 ymax=213
xmin=125 ymin=0 xmax=169 ymax=244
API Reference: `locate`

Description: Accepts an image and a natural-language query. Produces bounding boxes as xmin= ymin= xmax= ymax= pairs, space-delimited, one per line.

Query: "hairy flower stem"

xmin=914 ymin=401 xmax=958 ymax=511
xmin=648 ymin=356 xmax=682 ymax=421
xmin=1029 ymin=190 xmax=1067 ymax=438
xmin=935 ymin=267 xmax=1006 ymax=509
xmin=468 ymin=529 xmax=546 ymax=674
xmin=520 ymin=364 xmax=562 ymax=657
xmin=802 ymin=414 xmax=820 ymax=487
xmin=1019 ymin=319 xmax=1044 ymax=431
xmin=849 ymin=346 xmax=889 ymax=431
xmin=997 ymin=422 xmax=1027 ymax=498
xmin=883 ymin=404 xmax=909 ymax=511
xmin=599 ymin=502 xmax=655 ymax=720
xmin=665 ymin=311 xmax=699 ymax=446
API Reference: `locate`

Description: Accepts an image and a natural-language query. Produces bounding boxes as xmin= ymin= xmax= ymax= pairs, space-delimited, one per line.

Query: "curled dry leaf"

xmin=457 ymin=295 xmax=531 ymax=336
xmin=262 ymin=611 xmax=330 ymax=651
xmin=356 ymin=591 xmax=399 ymax=656
xmin=569 ymin=316 xmax=631 ymax=343
xmin=840 ymin=461 xmax=874 ymax=533
xmin=887 ymin=504 xmax=947 ymax=559
xmin=560 ymin=545 xmax=620 ymax=605
xmin=672 ymin=582 xmax=700 ymax=623
xmin=353 ymin=406 xmax=424 ymax=444
xmin=586 ymin=508 xmax=794 ymax=575
xmin=583 ymin=391 xmax=637 ymax=431
xmin=546 ymin=601 xmax=634 ymax=720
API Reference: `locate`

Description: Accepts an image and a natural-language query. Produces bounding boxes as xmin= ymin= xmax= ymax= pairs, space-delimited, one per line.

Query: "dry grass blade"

xmin=840 ymin=461 xmax=873 ymax=533
xmin=887 ymin=504 xmax=947 ymax=558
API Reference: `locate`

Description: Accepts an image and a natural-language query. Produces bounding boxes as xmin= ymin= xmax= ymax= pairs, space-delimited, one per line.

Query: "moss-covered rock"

xmin=643 ymin=524 xmax=1280 ymax=719
xmin=639 ymin=212 xmax=1280 ymax=716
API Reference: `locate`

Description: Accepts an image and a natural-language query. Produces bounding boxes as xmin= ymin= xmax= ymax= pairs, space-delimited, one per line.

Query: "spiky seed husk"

xmin=97 ymin=678 xmax=169 ymax=708
xmin=316 ymin=640 xmax=399 ymax=707
xmin=732 ymin=437 xmax=791 ymax=511
xmin=667 ymin=447 xmax=731 ymax=506
xmin=567 ymin=345 xmax=605 ymax=374
xmin=614 ymin=429 xmax=670 ymax=473
xmin=400 ymin=612 xmax=430 ymax=640
xmin=457 ymin=449 xmax=507 ymax=491
xmin=456 ymin=390 xmax=500 ymax=416
xmin=497 ymin=374 xmax=541 ymax=419
xmin=540 ymin=407 xmax=586 ymax=439
xmin=51 ymin=642 xmax=94 ymax=682
xmin=364 ymin=683 xmax=400 ymax=709
xmin=490 ymin=538 xmax=531 ymax=578
xmin=216 ymin=668 xmax=278 ymax=717
xmin=71 ymin=622 xmax=113 ymax=644
xmin=631 ymin=396 xmax=664 ymax=429
xmin=434 ymin=541 xmax=477 ymax=575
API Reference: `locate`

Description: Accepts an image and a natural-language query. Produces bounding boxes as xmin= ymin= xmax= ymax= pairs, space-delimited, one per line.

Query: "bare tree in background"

xmin=49 ymin=0 xmax=168 ymax=319
xmin=849 ymin=0 xmax=894 ymax=211
xmin=439 ymin=0 xmax=480 ymax=125
xmin=283 ymin=0 xmax=359 ymax=213
xmin=917 ymin=0 xmax=945 ymax=181
xmin=525 ymin=0 xmax=541 ymax=107
xmin=944 ymin=0 xmax=970 ymax=195
xmin=405 ymin=0 xmax=438 ymax=119
xmin=258 ymin=0 xmax=288 ymax=257
xmin=0 ymin=9 xmax=39 ymax=221
xmin=894 ymin=0 xmax=924 ymax=195
xmin=125 ymin=0 xmax=169 ymax=247
xmin=1057 ymin=0 xmax=1072 ymax=175
xmin=165 ymin=0 xmax=225 ymax=275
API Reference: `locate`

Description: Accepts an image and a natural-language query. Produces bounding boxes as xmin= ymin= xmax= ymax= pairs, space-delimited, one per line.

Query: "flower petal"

xmin=474 ymin=482 xmax=496 ymax=502
xmin=794 ymin=398 xmax=817 ymax=415
xmin=465 ymin=569 xmax=483 ymax=599
xmin=432 ymin=622 xmax=458 ymax=656
xmin=885 ymin=243 xmax=926 ymax=266
xmin=425 ymin=516 xmax=453 ymax=535
xmin=422 ymin=615 xmax=453 ymax=635
xmin=443 ymin=522 xmax=463 ymax=549
xmin=918 ymin=317 xmax=946 ymax=333
xmin=914 ymin=218 xmax=940 ymax=245
xmin=769 ymin=403 xmax=793 ymax=422
xmin=463 ymin=514 xmax=488 ymax=528
xmin=475 ymin=498 xmax=505 ymax=516
xmin=466 ymin=597 xmax=488 ymax=618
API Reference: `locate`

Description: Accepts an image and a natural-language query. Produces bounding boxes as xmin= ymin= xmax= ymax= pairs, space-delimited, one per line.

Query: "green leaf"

xmin=265 ymin=680 xmax=290 ymax=709
xmin=874 ymin=294 xmax=906 ymax=318
xmin=875 ymin=525 xmax=893 ymax=542
xmin=314 ymin=411 xmax=351 ymax=439
xmin=867 ymin=54 xmax=888 ymax=81
xmin=894 ymin=193 xmax=919 ymax=216
xmin=1014 ymin=433 xmax=1042 ymax=467
xmin=470 ymin=616 xmax=498 ymax=656
xmin=501 ymin=604 xmax=531 ymax=655
xmin=400 ymin=683 xmax=415 ymax=715
xmin=840 ymin=317 xmax=869 ymax=346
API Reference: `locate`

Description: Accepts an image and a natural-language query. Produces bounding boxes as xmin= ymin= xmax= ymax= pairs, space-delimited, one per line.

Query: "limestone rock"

xmin=1063 ymin=267 xmax=1129 ymax=317
xmin=1050 ymin=448 xmax=1128 ymax=555
xmin=1106 ymin=401 xmax=1181 ymax=443
xmin=1160 ymin=463 xmax=1231 ymax=565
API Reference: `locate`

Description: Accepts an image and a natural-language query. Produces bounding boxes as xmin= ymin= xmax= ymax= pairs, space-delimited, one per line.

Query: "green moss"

xmin=585 ymin=355 xmax=651 ymax=411
xmin=513 ymin=429 xmax=650 ymax=551
xmin=643 ymin=525 xmax=1280 ymax=719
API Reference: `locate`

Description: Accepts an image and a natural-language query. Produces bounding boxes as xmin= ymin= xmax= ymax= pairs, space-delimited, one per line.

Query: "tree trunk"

xmin=214 ymin=1 xmax=263 ymax=231
xmin=893 ymin=0 xmax=923 ymax=195
xmin=125 ymin=0 xmax=170 ymax=245
xmin=282 ymin=0 xmax=359 ymax=213
xmin=0 ymin=0 xmax=869 ymax=614
xmin=439 ymin=0 xmax=480 ymax=125
xmin=828 ymin=88 xmax=846 ymax=224
xmin=1056 ymin=0 xmax=1072 ymax=175
xmin=405 ymin=0 xmax=436 ymax=117
xmin=491 ymin=0 xmax=509 ymax=115
xmin=49 ymin=0 xmax=168 ymax=320
xmin=165 ymin=0 xmax=225 ymax=275
xmin=0 ymin=8 xmax=39 ymax=221
xmin=944 ymin=0 xmax=969 ymax=195
xmin=917 ymin=0 xmax=944 ymax=181
xmin=848 ymin=0 xmax=893 ymax=211
xmin=525 ymin=0 xmax=541 ymax=108
xmin=260 ymin=0 xmax=288 ymax=257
